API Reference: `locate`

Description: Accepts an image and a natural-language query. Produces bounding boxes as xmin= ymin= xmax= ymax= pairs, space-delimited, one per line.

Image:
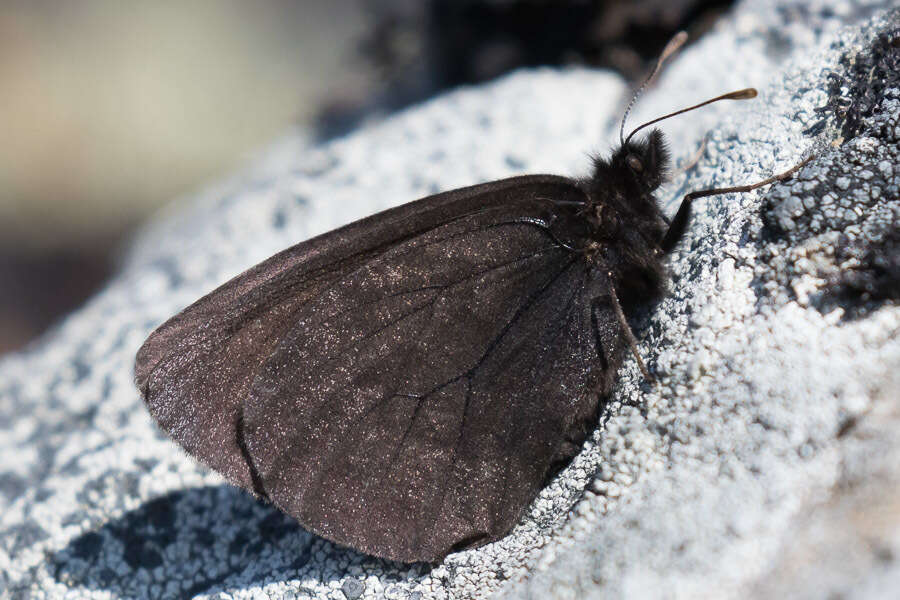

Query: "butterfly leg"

xmin=607 ymin=285 xmax=653 ymax=381
xmin=661 ymin=155 xmax=815 ymax=253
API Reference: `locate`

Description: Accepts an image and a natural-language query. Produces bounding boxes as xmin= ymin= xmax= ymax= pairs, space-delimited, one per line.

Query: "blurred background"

xmin=0 ymin=0 xmax=734 ymax=355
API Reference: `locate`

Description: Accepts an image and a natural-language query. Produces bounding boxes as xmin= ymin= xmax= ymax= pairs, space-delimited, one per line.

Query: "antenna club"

xmin=661 ymin=31 xmax=689 ymax=61
xmin=728 ymin=88 xmax=758 ymax=100
xmin=623 ymin=87 xmax=762 ymax=147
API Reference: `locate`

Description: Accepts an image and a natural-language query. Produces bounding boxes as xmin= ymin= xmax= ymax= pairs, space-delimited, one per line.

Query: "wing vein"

xmin=427 ymin=255 xmax=581 ymax=532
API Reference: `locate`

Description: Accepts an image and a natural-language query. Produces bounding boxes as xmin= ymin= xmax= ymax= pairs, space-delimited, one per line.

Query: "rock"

xmin=0 ymin=1 xmax=897 ymax=599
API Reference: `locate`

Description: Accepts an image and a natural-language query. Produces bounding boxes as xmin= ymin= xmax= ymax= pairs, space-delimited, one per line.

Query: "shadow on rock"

xmin=51 ymin=485 xmax=414 ymax=598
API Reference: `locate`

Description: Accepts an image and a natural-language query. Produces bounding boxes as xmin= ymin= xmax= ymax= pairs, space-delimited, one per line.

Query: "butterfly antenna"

xmin=624 ymin=88 xmax=758 ymax=147
xmin=619 ymin=30 xmax=689 ymax=147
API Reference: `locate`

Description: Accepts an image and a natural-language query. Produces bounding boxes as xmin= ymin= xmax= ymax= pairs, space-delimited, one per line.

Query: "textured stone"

xmin=0 ymin=1 xmax=897 ymax=599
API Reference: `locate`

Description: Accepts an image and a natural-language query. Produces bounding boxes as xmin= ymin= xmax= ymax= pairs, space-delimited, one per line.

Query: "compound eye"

xmin=627 ymin=155 xmax=643 ymax=172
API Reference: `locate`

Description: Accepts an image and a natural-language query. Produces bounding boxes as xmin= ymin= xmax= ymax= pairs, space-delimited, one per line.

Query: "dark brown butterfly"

xmin=134 ymin=33 xmax=812 ymax=563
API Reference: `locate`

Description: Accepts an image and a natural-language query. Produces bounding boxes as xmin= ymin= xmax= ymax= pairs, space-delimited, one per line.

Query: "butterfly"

xmin=135 ymin=32 xmax=812 ymax=563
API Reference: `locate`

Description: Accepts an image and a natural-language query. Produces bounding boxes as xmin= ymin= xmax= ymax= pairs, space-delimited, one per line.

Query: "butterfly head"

xmin=614 ymin=128 xmax=670 ymax=193
xmin=585 ymin=127 xmax=671 ymax=243
xmin=581 ymin=129 xmax=672 ymax=305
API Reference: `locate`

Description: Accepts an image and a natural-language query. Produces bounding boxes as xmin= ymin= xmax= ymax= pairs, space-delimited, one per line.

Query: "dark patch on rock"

xmin=229 ymin=531 xmax=249 ymax=556
xmin=122 ymin=540 xmax=163 ymax=570
xmin=290 ymin=542 xmax=313 ymax=571
xmin=59 ymin=440 xmax=116 ymax=476
xmin=0 ymin=472 xmax=27 ymax=501
xmin=190 ymin=525 xmax=215 ymax=547
xmin=100 ymin=374 xmax=114 ymax=401
xmin=149 ymin=256 xmax=185 ymax=290
xmin=272 ymin=209 xmax=287 ymax=230
xmin=133 ymin=457 xmax=158 ymax=472
xmin=61 ymin=510 xmax=91 ymax=528
xmin=143 ymin=494 xmax=178 ymax=531
xmin=758 ymin=19 xmax=899 ymax=319
xmin=97 ymin=567 xmax=116 ymax=585
xmin=2 ymin=519 xmax=50 ymax=557
xmin=51 ymin=485 xmax=329 ymax=598
xmin=34 ymin=487 xmax=54 ymax=502
xmin=259 ymin=511 xmax=298 ymax=541
xmin=814 ymin=25 xmax=900 ymax=140
xmin=828 ymin=226 xmax=900 ymax=312
xmin=73 ymin=405 xmax=98 ymax=427
xmin=76 ymin=469 xmax=142 ymax=511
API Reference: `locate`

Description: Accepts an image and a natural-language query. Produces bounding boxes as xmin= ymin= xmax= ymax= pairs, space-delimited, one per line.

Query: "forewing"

xmin=240 ymin=188 xmax=612 ymax=562
xmin=135 ymin=175 xmax=594 ymax=494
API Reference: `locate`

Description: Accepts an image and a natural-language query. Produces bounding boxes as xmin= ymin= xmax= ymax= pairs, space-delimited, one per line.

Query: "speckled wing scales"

xmin=135 ymin=175 xmax=609 ymax=563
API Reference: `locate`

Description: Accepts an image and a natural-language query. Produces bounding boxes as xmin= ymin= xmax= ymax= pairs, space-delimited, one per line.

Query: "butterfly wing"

xmin=136 ymin=175 xmax=621 ymax=562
